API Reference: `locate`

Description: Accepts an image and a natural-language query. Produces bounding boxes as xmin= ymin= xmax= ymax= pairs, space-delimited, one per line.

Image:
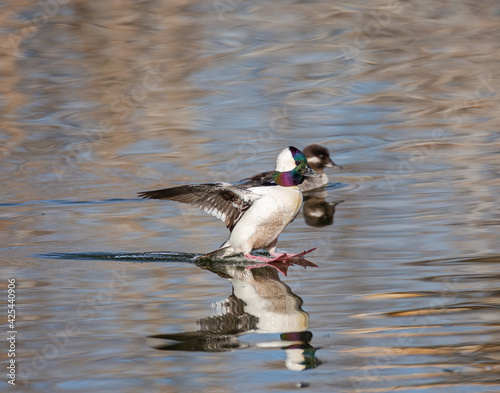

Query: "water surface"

xmin=1 ymin=1 xmax=500 ymax=392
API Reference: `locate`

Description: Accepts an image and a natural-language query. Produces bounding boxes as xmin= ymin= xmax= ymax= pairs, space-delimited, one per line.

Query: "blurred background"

xmin=1 ymin=0 xmax=500 ymax=392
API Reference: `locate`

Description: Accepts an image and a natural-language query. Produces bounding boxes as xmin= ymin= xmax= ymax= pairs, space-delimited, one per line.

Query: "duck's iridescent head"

xmin=273 ymin=146 xmax=321 ymax=187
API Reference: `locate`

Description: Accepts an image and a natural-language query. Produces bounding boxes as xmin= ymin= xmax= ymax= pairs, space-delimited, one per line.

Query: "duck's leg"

xmin=244 ymin=245 xmax=290 ymax=274
xmin=242 ymin=239 xmax=280 ymax=262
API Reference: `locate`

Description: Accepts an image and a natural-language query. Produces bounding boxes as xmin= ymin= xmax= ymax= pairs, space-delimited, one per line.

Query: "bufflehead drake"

xmin=242 ymin=144 xmax=340 ymax=192
xmin=138 ymin=146 xmax=321 ymax=260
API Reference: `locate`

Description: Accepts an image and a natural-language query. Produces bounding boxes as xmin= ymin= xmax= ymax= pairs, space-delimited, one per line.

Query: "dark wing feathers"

xmin=239 ymin=171 xmax=275 ymax=187
xmin=138 ymin=182 xmax=261 ymax=231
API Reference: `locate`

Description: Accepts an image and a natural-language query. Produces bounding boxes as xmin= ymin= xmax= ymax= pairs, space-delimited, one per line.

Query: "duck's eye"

xmin=295 ymin=160 xmax=300 ymax=165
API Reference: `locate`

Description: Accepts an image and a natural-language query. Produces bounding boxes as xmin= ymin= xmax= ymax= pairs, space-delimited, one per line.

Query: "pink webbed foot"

xmin=244 ymin=248 xmax=318 ymax=276
xmin=270 ymin=248 xmax=317 ymax=260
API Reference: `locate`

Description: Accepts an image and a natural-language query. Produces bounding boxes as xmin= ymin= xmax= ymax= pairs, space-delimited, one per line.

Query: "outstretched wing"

xmin=138 ymin=182 xmax=261 ymax=231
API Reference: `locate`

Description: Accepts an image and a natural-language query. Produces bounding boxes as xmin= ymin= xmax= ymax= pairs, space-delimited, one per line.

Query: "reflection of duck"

xmin=139 ymin=146 xmax=320 ymax=259
xmin=303 ymin=199 xmax=343 ymax=228
xmin=150 ymin=263 xmax=321 ymax=370
xmin=241 ymin=144 xmax=341 ymax=192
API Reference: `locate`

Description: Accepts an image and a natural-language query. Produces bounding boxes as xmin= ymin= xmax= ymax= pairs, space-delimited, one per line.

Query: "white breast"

xmin=227 ymin=186 xmax=303 ymax=253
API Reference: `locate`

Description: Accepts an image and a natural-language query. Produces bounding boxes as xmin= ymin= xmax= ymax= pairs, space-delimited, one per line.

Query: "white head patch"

xmin=275 ymin=147 xmax=296 ymax=172
xmin=306 ymin=156 xmax=321 ymax=165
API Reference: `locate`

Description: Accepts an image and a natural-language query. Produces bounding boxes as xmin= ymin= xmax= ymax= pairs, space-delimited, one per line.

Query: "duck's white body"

xmin=218 ymin=185 xmax=303 ymax=257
